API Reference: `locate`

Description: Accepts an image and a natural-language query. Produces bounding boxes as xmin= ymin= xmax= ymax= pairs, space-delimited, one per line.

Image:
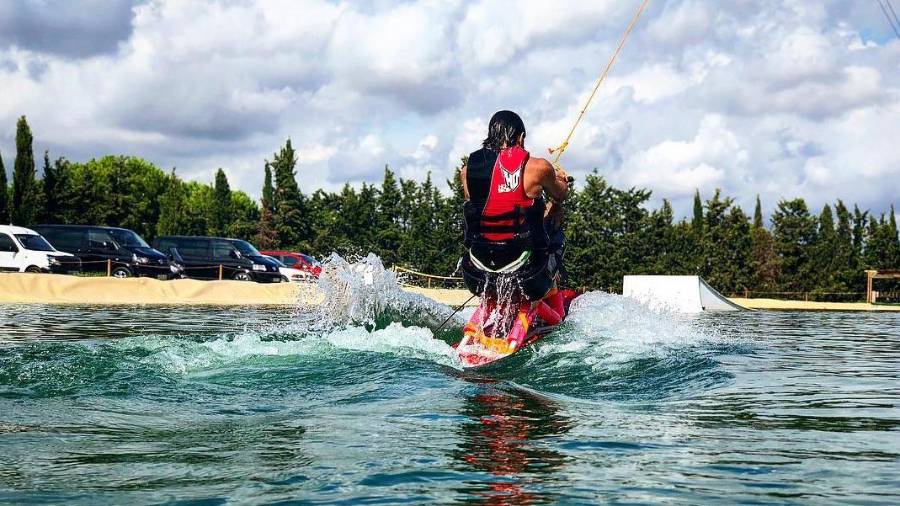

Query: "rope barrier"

xmin=549 ymin=0 xmax=651 ymax=166
xmin=393 ymin=265 xmax=463 ymax=281
xmin=71 ymin=260 xmax=266 ymax=280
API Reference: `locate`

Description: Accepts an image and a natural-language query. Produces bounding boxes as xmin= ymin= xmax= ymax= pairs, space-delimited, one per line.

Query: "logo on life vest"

xmin=497 ymin=167 xmax=521 ymax=193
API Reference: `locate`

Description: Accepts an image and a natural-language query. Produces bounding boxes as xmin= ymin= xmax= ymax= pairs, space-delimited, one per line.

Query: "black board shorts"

xmin=461 ymin=250 xmax=558 ymax=302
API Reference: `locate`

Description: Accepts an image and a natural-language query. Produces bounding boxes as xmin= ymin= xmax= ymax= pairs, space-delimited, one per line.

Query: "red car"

xmin=261 ymin=251 xmax=322 ymax=278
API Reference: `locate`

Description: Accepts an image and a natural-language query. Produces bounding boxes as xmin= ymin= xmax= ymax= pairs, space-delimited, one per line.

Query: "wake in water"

xmin=117 ymin=254 xmax=745 ymax=401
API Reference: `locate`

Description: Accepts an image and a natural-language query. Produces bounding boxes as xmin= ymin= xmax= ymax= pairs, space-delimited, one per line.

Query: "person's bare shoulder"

xmin=524 ymin=156 xmax=554 ymax=197
xmin=526 ymin=156 xmax=554 ymax=179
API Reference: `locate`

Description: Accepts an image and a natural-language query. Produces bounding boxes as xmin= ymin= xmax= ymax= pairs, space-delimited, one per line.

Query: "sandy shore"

xmin=0 ymin=274 xmax=475 ymax=307
xmin=0 ymin=273 xmax=306 ymax=305
xmin=729 ymin=297 xmax=900 ymax=312
xmin=1 ymin=274 xmax=897 ymax=311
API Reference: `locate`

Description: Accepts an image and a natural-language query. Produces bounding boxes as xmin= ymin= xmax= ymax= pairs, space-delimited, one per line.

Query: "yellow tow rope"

xmin=549 ymin=0 xmax=651 ymax=166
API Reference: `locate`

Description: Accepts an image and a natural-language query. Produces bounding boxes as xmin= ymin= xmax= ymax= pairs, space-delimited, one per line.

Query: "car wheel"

xmin=25 ymin=265 xmax=42 ymax=273
xmin=111 ymin=267 xmax=132 ymax=278
xmin=233 ymin=272 xmax=253 ymax=281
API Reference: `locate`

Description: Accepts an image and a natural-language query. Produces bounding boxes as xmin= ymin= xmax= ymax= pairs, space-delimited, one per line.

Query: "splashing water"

xmin=288 ymin=253 xmax=460 ymax=334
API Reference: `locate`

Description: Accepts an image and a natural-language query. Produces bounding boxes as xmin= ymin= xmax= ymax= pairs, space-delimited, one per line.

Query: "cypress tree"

xmin=721 ymin=206 xmax=753 ymax=292
xmin=889 ymin=205 xmax=900 ymax=267
xmin=691 ymin=189 xmax=704 ymax=233
xmin=852 ymin=205 xmax=868 ymax=261
xmin=0 ymin=150 xmax=8 ymax=223
xmin=255 ymin=163 xmax=277 ymax=249
xmin=753 ymin=195 xmax=764 ymax=229
xmin=376 ymin=166 xmax=402 ymax=265
xmin=833 ymin=200 xmax=857 ymax=291
xmin=702 ymin=190 xmax=731 ymax=282
xmin=11 ymin=116 xmax=40 ymax=226
xmin=41 ymin=151 xmax=54 ymax=221
xmin=262 ymin=162 xmax=274 ymax=212
xmin=271 ymin=139 xmax=307 ymax=248
xmin=211 ymin=168 xmax=231 ymax=236
xmin=813 ymin=205 xmax=838 ymax=292
xmin=863 ymin=215 xmax=885 ymax=268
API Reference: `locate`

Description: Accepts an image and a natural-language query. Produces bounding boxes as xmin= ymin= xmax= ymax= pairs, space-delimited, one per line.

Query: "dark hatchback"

xmin=33 ymin=225 xmax=182 ymax=279
xmin=152 ymin=236 xmax=282 ymax=283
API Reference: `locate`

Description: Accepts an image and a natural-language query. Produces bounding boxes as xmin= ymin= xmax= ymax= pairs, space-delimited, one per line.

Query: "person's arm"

xmin=545 ymin=199 xmax=565 ymax=230
xmin=534 ymin=158 xmax=568 ymax=203
xmin=460 ymin=165 xmax=470 ymax=201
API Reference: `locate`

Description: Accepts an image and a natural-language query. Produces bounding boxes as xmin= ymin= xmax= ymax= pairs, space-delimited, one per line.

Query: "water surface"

xmin=0 ymin=259 xmax=898 ymax=504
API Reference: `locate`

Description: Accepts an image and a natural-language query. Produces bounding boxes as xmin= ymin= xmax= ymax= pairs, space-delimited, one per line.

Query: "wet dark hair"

xmin=482 ymin=110 xmax=526 ymax=151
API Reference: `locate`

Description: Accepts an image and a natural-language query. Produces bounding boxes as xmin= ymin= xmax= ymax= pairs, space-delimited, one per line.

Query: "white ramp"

xmin=623 ymin=275 xmax=747 ymax=313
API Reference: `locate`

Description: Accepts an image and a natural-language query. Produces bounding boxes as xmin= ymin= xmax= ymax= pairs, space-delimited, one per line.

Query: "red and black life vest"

xmin=464 ymin=146 xmax=548 ymax=270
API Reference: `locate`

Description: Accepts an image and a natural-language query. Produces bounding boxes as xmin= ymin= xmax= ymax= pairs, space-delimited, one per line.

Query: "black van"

xmin=152 ymin=236 xmax=282 ymax=283
xmin=33 ymin=225 xmax=182 ymax=279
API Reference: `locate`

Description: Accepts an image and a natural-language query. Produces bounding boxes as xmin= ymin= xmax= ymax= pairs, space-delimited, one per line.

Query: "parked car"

xmin=32 ymin=225 xmax=181 ymax=279
xmin=260 ymin=251 xmax=322 ymax=279
xmin=263 ymin=255 xmax=308 ymax=283
xmin=153 ymin=236 xmax=282 ymax=283
xmin=0 ymin=225 xmax=82 ymax=274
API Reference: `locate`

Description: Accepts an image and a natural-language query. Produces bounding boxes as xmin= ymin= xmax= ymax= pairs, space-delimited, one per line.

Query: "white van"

xmin=0 ymin=225 xmax=81 ymax=274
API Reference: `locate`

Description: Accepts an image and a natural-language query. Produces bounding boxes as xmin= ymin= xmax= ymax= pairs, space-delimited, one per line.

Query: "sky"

xmin=1 ymin=0 xmax=898 ymax=219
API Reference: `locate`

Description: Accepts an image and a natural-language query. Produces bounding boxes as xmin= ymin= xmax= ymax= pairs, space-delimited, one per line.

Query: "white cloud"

xmin=621 ymin=115 xmax=742 ymax=197
xmin=765 ymin=27 xmax=836 ymax=84
xmin=0 ymin=0 xmax=897 ymax=218
xmin=648 ymin=0 xmax=712 ymax=46
xmin=606 ymin=62 xmax=693 ymax=103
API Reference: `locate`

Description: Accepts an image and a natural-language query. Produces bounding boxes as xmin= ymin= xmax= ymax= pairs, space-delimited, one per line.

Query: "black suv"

xmin=33 ymin=225 xmax=182 ymax=279
xmin=152 ymin=236 xmax=282 ymax=283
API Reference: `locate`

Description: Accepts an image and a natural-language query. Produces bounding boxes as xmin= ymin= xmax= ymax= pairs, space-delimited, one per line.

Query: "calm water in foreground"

xmin=0 ymin=269 xmax=898 ymax=504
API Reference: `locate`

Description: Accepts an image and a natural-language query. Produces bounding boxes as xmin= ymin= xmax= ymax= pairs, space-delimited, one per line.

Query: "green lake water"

xmin=0 ymin=258 xmax=898 ymax=504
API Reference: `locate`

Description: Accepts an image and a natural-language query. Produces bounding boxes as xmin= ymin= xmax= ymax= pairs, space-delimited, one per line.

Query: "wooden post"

xmin=744 ymin=288 xmax=749 ymax=299
xmin=866 ymin=270 xmax=875 ymax=304
xmin=219 ymin=264 xmax=224 ymax=280
xmin=107 ymin=259 xmax=112 ymax=277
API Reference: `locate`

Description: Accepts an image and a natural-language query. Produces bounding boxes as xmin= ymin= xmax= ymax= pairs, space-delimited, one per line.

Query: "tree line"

xmin=3 ymin=115 xmax=899 ymax=297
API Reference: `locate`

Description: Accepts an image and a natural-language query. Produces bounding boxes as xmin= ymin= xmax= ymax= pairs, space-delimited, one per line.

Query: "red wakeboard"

xmin=454 ymin=289 xmax=579 ymax=368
